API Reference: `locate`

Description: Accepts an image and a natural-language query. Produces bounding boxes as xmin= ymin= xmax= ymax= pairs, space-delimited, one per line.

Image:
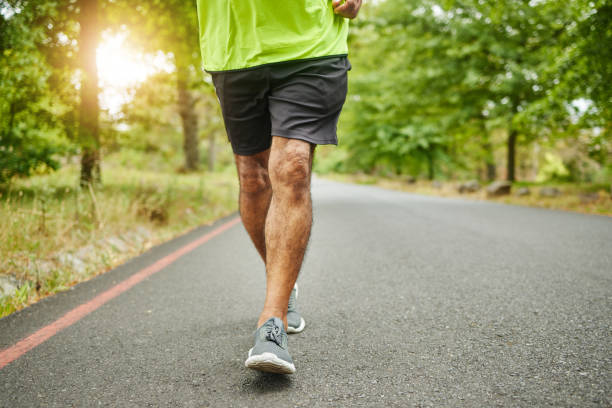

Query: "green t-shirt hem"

xmin=204 ymin=53 xmax=349 ymax=74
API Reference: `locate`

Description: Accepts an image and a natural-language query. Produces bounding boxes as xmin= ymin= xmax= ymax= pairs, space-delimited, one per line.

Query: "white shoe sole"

xmin=286 ymin=317 xmax=306 ymax=334
xmin=245 ymin=350 xmax=296 ymax=374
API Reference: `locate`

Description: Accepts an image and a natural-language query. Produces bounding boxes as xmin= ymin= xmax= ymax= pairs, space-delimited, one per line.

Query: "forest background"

xmin=0 ymin=0 xmax=610 ymax=316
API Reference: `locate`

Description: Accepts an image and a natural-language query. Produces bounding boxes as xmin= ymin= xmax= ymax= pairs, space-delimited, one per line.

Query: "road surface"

xmin=1 ymin=178 xmax=611 ymax=407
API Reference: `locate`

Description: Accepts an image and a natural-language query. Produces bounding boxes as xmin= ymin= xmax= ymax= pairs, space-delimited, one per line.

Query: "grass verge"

xmin=323 ymin=173 xmax=612 ymax=216
xmin=1 ymin=155 xmax=238 ymax=318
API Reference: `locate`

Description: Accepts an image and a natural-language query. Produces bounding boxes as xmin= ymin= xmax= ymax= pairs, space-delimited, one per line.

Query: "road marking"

xmin=0 ymin=216 xmax=241 ymax=370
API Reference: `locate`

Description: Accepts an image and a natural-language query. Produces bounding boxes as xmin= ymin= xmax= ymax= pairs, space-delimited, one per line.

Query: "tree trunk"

xmin=78 ymin=0 xmax=100 ymax=186
xmin=207 ymin=131 xmax=215 ymax=172
xmin=176 ymin=60 xmax=199 ymax=171
xmin=7 ymin=102 xmax=16 ymax=135
xmin=507 ymin=129 xmax=517 ymax=182
xmin=532 ymin=142 xmax=540 ymax=180
xmin=483 ymin=141 xmax=496 ymax=181
xmin=426 ymin=150 xmax=435 ymax=180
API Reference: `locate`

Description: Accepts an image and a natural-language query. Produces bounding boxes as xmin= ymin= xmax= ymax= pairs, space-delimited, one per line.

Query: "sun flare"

xmin=96 ymin=32 xmax=173 ymax=115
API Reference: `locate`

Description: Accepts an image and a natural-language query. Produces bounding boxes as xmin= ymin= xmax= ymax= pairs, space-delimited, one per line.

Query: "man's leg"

xmin=257 ymin=136 xmax=315 ymax=329
xmin=234 ymin=149 xmax=271 ymax=263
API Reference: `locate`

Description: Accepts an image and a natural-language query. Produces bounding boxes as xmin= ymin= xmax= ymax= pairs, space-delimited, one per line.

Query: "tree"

xmin=199 ymin=87 xmax=224 ymax=172
xmin=78 ymin=0 xmax=101 ymax=185
xmin=176 ymin=52 xmax=199 ymax=171
xmin=339 ymin=0 xmax=577 ymax=182
xmin=108 ymin=0 xmax=204 ymax=171
xmin=0 ymin=0 xmax=73 ymax=184
xmin=341 ymin=1 xmax=470 ymax=178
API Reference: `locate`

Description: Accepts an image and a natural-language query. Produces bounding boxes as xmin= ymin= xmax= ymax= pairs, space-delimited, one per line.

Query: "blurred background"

xmin=328 ymin=0 xmax=610 ymax=185
xmin=0 ymin=0 xmax=610 ymax=315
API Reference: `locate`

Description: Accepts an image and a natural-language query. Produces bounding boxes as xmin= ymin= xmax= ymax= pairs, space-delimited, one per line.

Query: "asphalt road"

xmin=1 ymin=178 xmax=611 ymax=407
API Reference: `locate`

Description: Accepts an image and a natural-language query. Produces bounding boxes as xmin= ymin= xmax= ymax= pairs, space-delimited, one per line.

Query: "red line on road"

xmin=0 ymin=216 xmax=241 ymax=370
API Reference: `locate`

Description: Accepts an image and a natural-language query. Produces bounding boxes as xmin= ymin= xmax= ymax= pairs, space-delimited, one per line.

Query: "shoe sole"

xmin=287 ymin=317 xmax=306 ymax=334
xmin=245 ymin=350 xmax=296 ymax=374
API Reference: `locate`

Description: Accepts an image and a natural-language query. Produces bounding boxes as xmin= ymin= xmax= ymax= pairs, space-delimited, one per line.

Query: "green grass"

xmin=0 ymin=152 xmax=239 ymax=317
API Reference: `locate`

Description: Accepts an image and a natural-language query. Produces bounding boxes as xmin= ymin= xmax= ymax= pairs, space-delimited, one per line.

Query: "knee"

xmin=238 ymin=162 xmax=270 ymax=195
xmin=270 ymin=147 xmax=311 ymax=192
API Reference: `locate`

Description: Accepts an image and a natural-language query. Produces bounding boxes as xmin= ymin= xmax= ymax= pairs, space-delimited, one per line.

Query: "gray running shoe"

xmin=287 ymin=284 xmax=306 ymax=334
xmin=245 ymin=317 xmax=296 ymax=374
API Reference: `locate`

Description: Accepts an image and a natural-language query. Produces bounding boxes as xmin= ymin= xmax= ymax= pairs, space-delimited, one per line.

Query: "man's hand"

xmin=332 ymin=0 xmax=362 ymax=19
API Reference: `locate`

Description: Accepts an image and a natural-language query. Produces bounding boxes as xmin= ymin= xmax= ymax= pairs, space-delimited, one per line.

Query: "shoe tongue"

xmin=271 ymin=317 xmax=283 ymax=329
xmin=260 ymin=317 xmax=282 ymax=329
xmin=257 ymin=317 xmax=283 ymax=332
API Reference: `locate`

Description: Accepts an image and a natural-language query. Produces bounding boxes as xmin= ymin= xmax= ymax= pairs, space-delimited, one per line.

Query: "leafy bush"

xmin=536 ymin=153 xmax=570 ymax=182
xmin=0 ymin=3 xmax=74 ymax=183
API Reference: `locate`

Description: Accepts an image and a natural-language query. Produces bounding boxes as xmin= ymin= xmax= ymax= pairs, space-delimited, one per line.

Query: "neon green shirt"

xmin=197 ymin=1 xmax=349 ymax=72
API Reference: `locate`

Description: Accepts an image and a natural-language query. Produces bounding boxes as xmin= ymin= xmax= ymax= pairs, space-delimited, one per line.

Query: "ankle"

xmin=258 ymin=310 xmax=287 ymax=329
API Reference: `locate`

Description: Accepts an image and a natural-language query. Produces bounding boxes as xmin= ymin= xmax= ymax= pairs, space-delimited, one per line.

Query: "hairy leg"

xmin=234 ymin=149 xmax=271 ymax=262
xmin=258 ymin=137 xmax=315 ymax=328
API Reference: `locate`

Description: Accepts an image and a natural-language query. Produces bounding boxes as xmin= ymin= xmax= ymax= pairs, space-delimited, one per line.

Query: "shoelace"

xmin=265 ymin=321 xmax=283 ymax=346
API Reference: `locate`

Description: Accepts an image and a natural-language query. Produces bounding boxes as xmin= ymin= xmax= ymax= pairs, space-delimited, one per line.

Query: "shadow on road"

xmin=240 ymin=372 xmax=293 ymax=394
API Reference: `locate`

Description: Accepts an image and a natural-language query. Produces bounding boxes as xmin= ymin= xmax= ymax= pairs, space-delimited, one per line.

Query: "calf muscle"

xmin=235 ymin=150 xmax=271 ymax=262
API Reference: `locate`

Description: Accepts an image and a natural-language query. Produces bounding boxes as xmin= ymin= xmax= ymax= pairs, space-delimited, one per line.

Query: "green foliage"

xmin=332 ymin=0 xmax=610 ymax=182
xmin=553 ymin=0 xmax=612 ymax=125
xmin=0 ymin=0 xmax=219 ymax=184
xmin=0 ymin=1 xmax=74 ymax=183
xmin=117 ymin=72 xmax=181 ymax=151
xmin=536 ymin=152 xmax=570 ymax=182
xmin=0 ymin=281 xmax=33 ymax=317
xmin=1 ymin=0 xmax=609 ymax=185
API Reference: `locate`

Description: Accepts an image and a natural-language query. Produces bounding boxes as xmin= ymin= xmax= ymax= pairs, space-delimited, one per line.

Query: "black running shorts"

xmin=210 ymin=56 xmax=351 ymax=156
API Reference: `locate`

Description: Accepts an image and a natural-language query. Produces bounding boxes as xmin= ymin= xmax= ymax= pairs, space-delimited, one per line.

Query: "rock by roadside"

xmin=579 ymin=192 xmax=599 ymax=204
xmin=540 ymin=187 xmax=561 ymax=197
xmin=486 ymin=181 xmax=512 ymax=197
xmin=105 ymin=236 xmax=129 ymax=253
xmin=56 ymin=253 xmax=87 ymax=276
xmin=458 ymin=180 xmax=481 ymax=193
xmin=515 ymin=187 xmax=531 ymax=196
xmin=0 ymin=275 xmax=22 ymax=298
